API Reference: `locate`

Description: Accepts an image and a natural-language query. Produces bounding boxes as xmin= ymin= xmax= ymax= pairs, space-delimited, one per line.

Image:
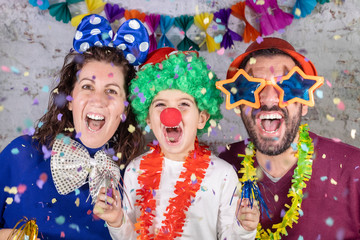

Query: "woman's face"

xmin=68 ymin=60 xmax=126 ymax=148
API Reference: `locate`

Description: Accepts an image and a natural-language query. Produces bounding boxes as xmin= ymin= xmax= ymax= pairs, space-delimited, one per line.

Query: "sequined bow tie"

xmin=50 ymin=137 xmax=120 ymax=204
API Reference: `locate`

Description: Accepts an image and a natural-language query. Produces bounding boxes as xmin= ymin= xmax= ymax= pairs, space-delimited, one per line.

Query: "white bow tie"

xmin=50 ymin=137 xmax=120 ymax=204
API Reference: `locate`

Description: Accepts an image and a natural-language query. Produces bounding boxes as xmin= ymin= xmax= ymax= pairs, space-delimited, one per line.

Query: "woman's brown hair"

xmin=33 ymin=46 xmax=144 ymax=165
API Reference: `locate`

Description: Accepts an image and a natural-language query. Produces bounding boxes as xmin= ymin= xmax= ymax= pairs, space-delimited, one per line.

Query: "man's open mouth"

xmin=259 ymin=113 xmax=283 ymax=133
xmin=86 ymin=113 xmax=105 ymax=132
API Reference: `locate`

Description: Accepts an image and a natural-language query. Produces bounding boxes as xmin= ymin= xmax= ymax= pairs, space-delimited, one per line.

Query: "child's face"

xmin=68 ymin=60 xmax=126 ymax=148
xmin=147 ymin=89 xmax=209 ymax=161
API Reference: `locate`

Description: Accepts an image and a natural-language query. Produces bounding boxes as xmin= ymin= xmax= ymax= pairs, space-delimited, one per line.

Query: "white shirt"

xmin=108 ymin=151 xmax=256 ymax=240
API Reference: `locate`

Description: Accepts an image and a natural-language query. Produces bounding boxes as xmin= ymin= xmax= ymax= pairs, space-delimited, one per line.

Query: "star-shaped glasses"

xmin=216 ymin=66 xmax=324 ymax=109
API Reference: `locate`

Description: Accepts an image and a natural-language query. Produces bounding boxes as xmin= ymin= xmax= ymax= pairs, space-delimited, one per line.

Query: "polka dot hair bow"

xmin=73 ymin=14 xmax=149 ymax=66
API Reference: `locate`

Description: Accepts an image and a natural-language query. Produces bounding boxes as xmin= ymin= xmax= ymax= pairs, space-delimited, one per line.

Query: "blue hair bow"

xmin=73 ymin=14 xmax=149 ymax=66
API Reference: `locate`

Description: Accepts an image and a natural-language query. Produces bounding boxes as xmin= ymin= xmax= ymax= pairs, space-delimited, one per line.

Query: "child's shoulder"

xmin=209 ymin=153 xmax=237 ymax=174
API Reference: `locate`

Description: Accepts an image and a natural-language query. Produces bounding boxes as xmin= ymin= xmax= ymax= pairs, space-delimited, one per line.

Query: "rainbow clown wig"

xmin=129 ymin=47 xmax=223 ymax=135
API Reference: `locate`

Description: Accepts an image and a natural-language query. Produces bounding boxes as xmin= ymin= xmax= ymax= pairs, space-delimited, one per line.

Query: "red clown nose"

xmin=160 ymin=108 xmax=182 ymax=127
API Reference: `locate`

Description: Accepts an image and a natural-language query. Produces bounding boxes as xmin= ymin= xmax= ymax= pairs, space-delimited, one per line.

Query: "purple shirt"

xmin=219 ymin=132 xmax=360 ymax=239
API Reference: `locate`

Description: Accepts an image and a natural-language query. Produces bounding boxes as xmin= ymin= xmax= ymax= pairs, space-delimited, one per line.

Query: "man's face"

xmin=240 ymin=55 xmax=308 ymax=155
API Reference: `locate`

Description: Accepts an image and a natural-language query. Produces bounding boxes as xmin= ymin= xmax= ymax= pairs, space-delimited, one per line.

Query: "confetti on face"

xmin=75 ymin=132 xmax=82 ymax=138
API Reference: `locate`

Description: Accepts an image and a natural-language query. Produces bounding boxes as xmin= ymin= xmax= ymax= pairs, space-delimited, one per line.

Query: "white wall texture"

xmin=1 ymin=0 xmax=359 ymax=153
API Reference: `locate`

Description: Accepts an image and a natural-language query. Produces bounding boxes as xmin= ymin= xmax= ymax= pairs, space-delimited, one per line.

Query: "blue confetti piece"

xmin=298 ymin=209 xmax=304 ymax=217
xmin=11 ymin=148 xmax=19 ymax=155
xmin=265 ymin=159 xmax=271 ymax=171
xmin=217 ymin=24 xmax=226 ymax=31
xmin=63 ymin=136 xmax=71 ymax=145
xmin=316 ymin=89 xmax=323 ymax=99
xmin=75 ymin=189 xmax=80 ymax=195
xmin=55 ymin=215 xmax=65 ymax=225
xmin=325 ymin=217 xmax=334 ymax=226
xmin=145 ymin=125 xmax=151 ymax=133
xmin=298 ymin=236 xmax=304 ymax=240
xmin=42 ymin=85 xmax=49 ymax=92
xmin=69 ymin=223 xmax=80 ymax=232
xmin=300 ymin=143 xmax=308 ymax=152
xmin=38 ymin=121 xmax=44 ymax=128
xmin=291 ymin=142 xmax=298 ymax=151
xmin=320 ymin=176 xmax=328 ymax=181
xmin=10 ymin=66 xmax=20 ymax=74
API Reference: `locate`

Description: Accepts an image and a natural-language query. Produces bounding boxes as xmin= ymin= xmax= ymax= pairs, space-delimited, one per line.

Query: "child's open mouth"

xmin=86 ymin=113 xmax=105 ymax=132
xmin=163 ymin=125 xmax=183 ymax=144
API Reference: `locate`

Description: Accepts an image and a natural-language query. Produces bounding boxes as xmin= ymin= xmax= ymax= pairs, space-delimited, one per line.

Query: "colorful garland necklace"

xmin=238 ymin=124 xmax=314 ymax=240
xmin=135 ymin=138 xmax=211 ymax=240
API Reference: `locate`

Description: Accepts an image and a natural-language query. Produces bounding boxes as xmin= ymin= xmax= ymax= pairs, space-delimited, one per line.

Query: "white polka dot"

xmin=124 ymin=34 xmax=135 ymax=43
xmin=117 ymin=44 xmax=126 ymax=50
xmin=126 ymin=54 xmax=136 ymax=63
xmin=139 ymin=42 xmax=149 ymax=52
xmin=90 ymin=28 xmax=101 ymax=35
xmin=79 ymin=42 xmax=90 ymax=52
xmin=75 ymin=31 xmax=83 ymax=40
xmin=108 ymin=42 xmax=114 ymax=47
xmin=128 ymin=20 xmax=140 ymax=30
xmin=94 ymin=41 xmax=103 ymax=47
xmin=90 ymin=16 xmax=101 ymax=25
xmin=109 ymin=30 xmax=114 ymax=39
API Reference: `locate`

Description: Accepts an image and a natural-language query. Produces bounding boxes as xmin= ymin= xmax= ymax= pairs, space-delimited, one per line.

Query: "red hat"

xmin=139 ymin=47 xmax=199 ymax=69
xmin=226 ymin=37 xmax=317 ymax=78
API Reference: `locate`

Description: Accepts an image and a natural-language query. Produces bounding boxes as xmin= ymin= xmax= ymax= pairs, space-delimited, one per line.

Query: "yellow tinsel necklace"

xmin=238 ymin=124 xmax=314 ymax=240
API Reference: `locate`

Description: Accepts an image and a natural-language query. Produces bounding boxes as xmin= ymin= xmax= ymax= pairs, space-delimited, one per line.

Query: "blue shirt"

xmin=0 ymin=135 xmax=112 ymax=240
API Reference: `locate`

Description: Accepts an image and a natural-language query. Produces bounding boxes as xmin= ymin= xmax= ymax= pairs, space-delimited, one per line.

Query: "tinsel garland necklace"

xmin=238 ymin=124 xmax=314 ymax=240
xmin=135 ymin=139 xmax=211 ymax=240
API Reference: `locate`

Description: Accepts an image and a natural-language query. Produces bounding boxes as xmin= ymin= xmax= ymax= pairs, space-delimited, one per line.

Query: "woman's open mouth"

xmin=86 ymin=113 xmax=105 ymax=132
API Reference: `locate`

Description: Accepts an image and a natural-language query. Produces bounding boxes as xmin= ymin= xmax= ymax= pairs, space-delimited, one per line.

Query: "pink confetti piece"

xmin=256 ymin=36 xmax=264 ymax=44
xmin=1 ymin=66 xmax=10 ymax=72
xmin=337 ymin=101 xmax=345 ymax=111
xmin=108 ymin=72 xmax=113 ymax=78
xmin=332 ymin=138 xmax=342 ymax=143
xmin=326 ymin=79 xmax=332 ymax=88
xmin=217 ymin=47 xmax=225 ymax=55
xmin=17 ymin=184 xmax=27 ymax=194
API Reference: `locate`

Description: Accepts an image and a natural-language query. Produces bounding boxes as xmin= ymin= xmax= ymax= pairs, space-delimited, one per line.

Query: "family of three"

xmin=1 ymin=14 xmax=359 ymax=240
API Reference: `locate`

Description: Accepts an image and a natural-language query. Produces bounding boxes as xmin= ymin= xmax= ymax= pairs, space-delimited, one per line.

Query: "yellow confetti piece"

xmin=274 ymin=194 xmax=279 ymax=202
xmin=52 ymin=198 xmax=57 ymax=204
xmin=6 ymin=197 xmax=13 ymax=205
xmin=208 ymin=72 xmax=213 ymax=80
xmin=333 ymin=35 xmax=342 ymax=40
xmin=230 ymin=87 xmax=237 ymax=94
xmin=249 ymin=57 xmax=257 ymax=65
xmin=201 ymin=88 xmax=207 ymax=95
xmin=191 ymin=173 xmax=196 ymax=182
xmin=340 ymin=164 xmax=342 ymax=168
xmin=351 ymin=129 xmax=356 ymax=139
xmin=217 ymin=124 xmax=222 ymax=130
xmin=53 ymin=88 xmax=59 ymax=94
xmin=64 ymin=128 xmax=75 ymax=132
xmin=24 ymin=71 xmax=29 ymax=77
xmin=256 ymin=0 xmax=265 ymax=5
xmin=322 ymin=154 xmax=326 ymax=159
xmin=326 ymin=114 xmax=335 ymax=122
xmin=4 ymin=186 xmax=10 ymax=193
xmin=333 ymin=98 xmax=340 ymax=105
xmin=128 ymin=124 xmax=135 ymax=133
xmin=330 ymin=178 xmax=338 ymax=185
xmin=226 ymin=144 xmax=230 ymax=150
xmin=117 ymin=152 xmax=122 ymax=159
xmin=0 ymin=105 xmax=3 ymax=112
xmin=75 ymin=197 xmax=80 ymax=207
xmin=209 ymin=119 xmax=216 ymax=127
xmin=234 ymin=108 xmax=241 ymax=115
xmin=120 ymin=164 xmax=125 ymax=170
xmin=9 ymin=187 xmax=17 ymax=194
xmin=294 ymin=8 xmax=301 ymax=17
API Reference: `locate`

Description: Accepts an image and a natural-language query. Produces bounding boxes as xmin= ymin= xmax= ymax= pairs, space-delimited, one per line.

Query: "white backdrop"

xmin=1 ymin=0 xmax=359 ymax=153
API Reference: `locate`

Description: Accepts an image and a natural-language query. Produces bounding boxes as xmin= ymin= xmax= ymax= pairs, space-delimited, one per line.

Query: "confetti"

xmin=11 ymin=148 xmax=19 ymax=155
xmin=75 ymin=197 xmax=80 ymax=207
xmin=230 ymin=87 xmax=237 ymax=94
xmin=298 ymin=236 xmax=304 ymax=240
xmin=256 ymin=36 xmax=264 ymax=44
xmin=144 ymin=125 xmax=151 ymax=133
xmin=320 ymin=176 xmax=328 ymax=181
xmin=60 ymin=231 xmax=65 ymax=238
xmin=24 ymin=71 xmax=29 ymax=77
xmin=333 ymin=35 xmax=341 ymax=40
xmin=52 ymin=198 xmax=57 ymax=204
xmin=330 ymin=178 xmax=338 ymax=185
xmin=249 ymin=57 xmax=257 ymax=65
xmin=1 ymin=65 xmax=10 ymax=72
xmin=326 ymin=79 xmax=332 ymax=88
xmin=216 ymin=47 xmax=225 ymax=55
xmin=203 ymin=17 xmax=209 ymax=24
xmin=350 ymin=129 xmax=356 ymax=139
xmin=274 ymin=194 xmax=279 ymax=202
xmin=69 ymin=224 xmax=80 ymax=232
xmin=55 ymin=215 xmax=65 ymax=225
xmin=10 ymin=66 xmax=20 ymax=74
xmin=57 ymin=113 xmax=63 ymax=121
xmin=128 ymin=124 xmax=135 ymax=133
xmin=322 ymin=154 xmax=326 ymax=159
xmin=108 ymin=72 xmax=113 ymax=78
xmin=316 ymin=90 xmax=323 ymax=99
xmin=326 ymin=114 xmax=335 ymax=122
xmin=32 ymin=98 xmax=39 ymax=105
xmin=0 ymin=105 xmax=4 ymax=112
xmin=17 ymin=184 xmax=27 ymax=194
xmin=333 ymin=98 xmax=340 ymax=105
xmin=6 ymin=197 xmax=13 ymax=205
xmin=201 ymin=88 xmax=206 ymax=94
xmin=294 ymin=8 xmax=301 ymax=17
xmin=325 ymin=217 xmax=334 ymax=226
xmin=209 ymin=119 xmax=216 ymax=127
xmin=75 ymin=132 xmax=82 ymax=138
xmin=208 ymin=72 xmax=213 ymax=80
xmin=214 ymin=34 xmax=223 ymax=43
xmin=42 ymin=85 xmax=49 ymax=92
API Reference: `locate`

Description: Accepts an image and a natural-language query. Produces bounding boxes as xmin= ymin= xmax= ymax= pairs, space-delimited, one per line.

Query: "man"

xmin=217 ymin=37 xmax=360 ymax=239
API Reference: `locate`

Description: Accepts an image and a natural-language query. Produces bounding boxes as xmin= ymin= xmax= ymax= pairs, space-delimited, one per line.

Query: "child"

xmin=94 ymin=47 xmax=259 ymax=240
xmin=0 ymin=15 xmax=148 ymax=239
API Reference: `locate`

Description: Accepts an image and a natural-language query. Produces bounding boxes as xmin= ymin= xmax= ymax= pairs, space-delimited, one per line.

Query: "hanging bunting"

xmin=214 ymin=8 xmax=243 ymax=49
xmin=194 ymin=12 xmax=220 ymax=52
xmin=70 ymin=0 xmax=106 ymax=27
xmin=104 ymin=3 xmax=125 ymax=23
xmin=231 ymin=1 xmax=260 ymax=43
xmin=246 ymin=0 xmax=294 ymax=36
xmin=124 ymin=9 xmax=146 ymax=22
xmin=29 ymin=0 xmax=50 ymax=10
xmin=174 ymin=15 xmax=200 ymax=51
xmin=317 ymin=0 xmax=330 ymax=3
xmin=48 ymin=0 xmax=84 ymax=24
xmin=145 ymin=14 xmax=161 ymax=53
xmin=158 ymin=15 xmax=175 ymax=49
xmin=292 ymin=0 xmax=318 ymax=18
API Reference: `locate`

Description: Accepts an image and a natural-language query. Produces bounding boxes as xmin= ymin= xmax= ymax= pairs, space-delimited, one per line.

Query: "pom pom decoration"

xmin=158 ymin=15 xmax=175 ymax=49
xmin=104 ymin=3 xmax=125 ymax=23
xmin=292 ymin=0 xmax=318 ymax=19
xmin=246 ymin=0 xmax=293 ymax=36
xmin=214 ymin=8 xmax=243 ymax=49
xmin=145 ymin=14 xmax=161 ymax=53
xmin=124 ymin=9 xmax=146 ymax=22
xmin=28 ymin=0 xmax=49 ymax=10
xmin=194 ymin=12 xmax=220 ymax=52
xmin=174 ymin=15 xmax=200 ymax=51
xmin=70 ymin=0 xmax=106 ymax=27
xmin=48 ymin=0 xmax=83 ymax=24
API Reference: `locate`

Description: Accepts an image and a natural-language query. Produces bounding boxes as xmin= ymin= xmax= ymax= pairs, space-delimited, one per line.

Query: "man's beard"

xmin=241 ymin=105 xmax=302 ymax=156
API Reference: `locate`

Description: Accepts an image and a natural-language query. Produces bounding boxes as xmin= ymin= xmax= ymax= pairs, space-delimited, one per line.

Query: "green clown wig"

xmin=129 ymin=48 xmax=223 ymax=135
